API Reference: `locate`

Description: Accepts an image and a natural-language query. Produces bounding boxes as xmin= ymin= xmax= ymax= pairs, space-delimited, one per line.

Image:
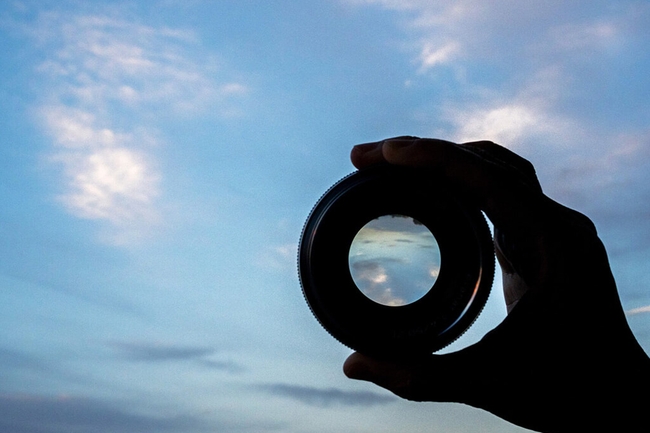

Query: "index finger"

xmin=352 ymin=137 xmax=545 ymax=232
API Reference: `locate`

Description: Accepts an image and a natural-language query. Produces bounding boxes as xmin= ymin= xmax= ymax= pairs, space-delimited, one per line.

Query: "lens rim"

xmin=299 ymin=165 xmax=494 ymax=358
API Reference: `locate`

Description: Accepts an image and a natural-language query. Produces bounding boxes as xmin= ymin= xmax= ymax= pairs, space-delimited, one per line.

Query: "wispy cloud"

xmin=33 ymin=12 xmax=242 ymax=114
xmin=0 ymin=393 xmax=250 ymax=433
xmin=44 ymin=106 xmax=160 ymax=226
xmin=548 ymin=21 xmax=618 ymax=51
xmin=0 ymin=394 xmax=200 ymax=433
xmin=108 ymin=341 xmax=246 ymax=373
xmin=448 ymin=80 xmax=571 ymax=149
xmin=446 ymin=96 xmax=573 ymax=146
xmin=545 ymin=131 xmax=650 ymax=241
xmin=0 ymin=347 xmax=50 ymax=373
xmin=110 ymin=341 xmax=215 ymax=361
xmin=345 ymin=1 xmax=635 ymax=136
xmin=349 ymin=259 xmax=399 ymax=304
xmin=417 ymin=41 xmax=460 ymax=72
xmin=347 ymin=0 xmax=650 ymax=186
xmin=25 ymin=7 xmax=248 ymax=245
xmin=199 ymin=359 xmax=247 ymax=374
xmin=256 ymin=383 xmax=396 ymax=408
xmin=627 ymin=305 xmax=650 ymax=316
xmin=256 ymin=243 xmax=298 ymax=272
xmin=348 ymin=0 xmax=650 ymax=310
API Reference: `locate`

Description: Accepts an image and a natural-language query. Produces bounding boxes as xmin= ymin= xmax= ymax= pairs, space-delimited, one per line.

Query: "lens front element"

xmin=349 ymin=214 xmax=441 ymax=307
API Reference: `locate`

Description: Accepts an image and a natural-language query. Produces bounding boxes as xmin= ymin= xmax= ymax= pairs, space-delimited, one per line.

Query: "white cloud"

xmin=345 ymin=0 xmax=634 ymax=93
xmin=549 ymin=21 xmax=618 ymax=51
xmin=43 ymin=107 xmax=126 ymax=149
xmin=346 ymin=0 xmax=650 ymax=231
xmin=28 ymin=8 xmax=249 ymax=244
xmin=62 ymin=147 xmax=159 ymax=222
xmin=347 ymin=1 xmax=641 ymax=153
xmin=37 ymin=12 xmax=243 ymax=115
xmin=627 ymin=305 xmax=650 ymax=316
xmin=417 ymin=41 xmax=460 ymax=72
xmin=370 ymin=272 xmax=388 ymax=284
xmin=257 ymin=244 xmax=298 ymax=272
xmin=450 ymin=103 xmax=541 ymax=145
xmin=42 ymin=105 xmax=161 ymax=241
xmin=437 ymin=64 xmax=579 ymax=148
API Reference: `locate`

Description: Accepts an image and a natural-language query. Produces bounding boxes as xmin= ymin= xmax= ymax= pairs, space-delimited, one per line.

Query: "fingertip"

xmin=350 ymin=142 xmax=383 ymax=169
xmin=343 ymin=352 xmax=368 ymax=379
xmin=383 ymin=138 xmax=417 ymax=153
xmin=382 ymin=137 xmax=454 ymax=166
xmin=351 ymin=142 xmax=380 ymax=154
xmin=343 ymin=352 xmax=409 ymax=385
xmin=343 ymin=353 xmax=435 ymax=401
xmin=381 ymin=138 xmax=419 ymax=167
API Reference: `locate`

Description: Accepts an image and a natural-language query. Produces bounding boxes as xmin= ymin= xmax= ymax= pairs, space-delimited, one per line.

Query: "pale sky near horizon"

xmin=1 ymin=1 xmax=650 ymax=432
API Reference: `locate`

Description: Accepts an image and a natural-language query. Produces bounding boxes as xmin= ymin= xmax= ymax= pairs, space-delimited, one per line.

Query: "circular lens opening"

xmin=348 ymin=214 xmax=441 ymax=307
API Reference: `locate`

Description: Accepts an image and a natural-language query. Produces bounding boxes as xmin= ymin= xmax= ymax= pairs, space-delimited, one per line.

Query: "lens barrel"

xmin=299 ymin=165 xmax=494 ymax=358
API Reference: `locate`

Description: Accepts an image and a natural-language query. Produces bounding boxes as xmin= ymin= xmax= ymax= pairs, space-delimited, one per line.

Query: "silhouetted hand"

xmin=344 ymin=137 xmax=650 ymax=432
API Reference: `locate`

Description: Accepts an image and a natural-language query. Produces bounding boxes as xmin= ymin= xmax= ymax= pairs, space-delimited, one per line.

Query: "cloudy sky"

xmin=1 ymin=1 xmax=649 ymax=432
xmin=349 ymin=215 xmax=441 ymax=306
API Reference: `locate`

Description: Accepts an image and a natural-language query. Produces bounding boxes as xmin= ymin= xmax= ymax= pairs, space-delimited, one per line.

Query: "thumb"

xmin=343 ymin=353 xmax=414 ymax=398
xmin=343 ymin=350 xmax=478 ymax=403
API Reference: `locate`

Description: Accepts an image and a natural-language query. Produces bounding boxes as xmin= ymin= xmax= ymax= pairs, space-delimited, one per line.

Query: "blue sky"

xmin=1 ymin=1 xmax=649 ymax=432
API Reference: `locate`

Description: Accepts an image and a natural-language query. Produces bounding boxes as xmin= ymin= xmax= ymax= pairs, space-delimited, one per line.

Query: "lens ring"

xmin=299 ymin=165 xmax=494 ymax=358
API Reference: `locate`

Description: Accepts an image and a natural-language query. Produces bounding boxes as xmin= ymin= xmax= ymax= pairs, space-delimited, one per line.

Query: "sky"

xmin=349 ymin=215 xmax=441 ymax=306
xmin=0 ymin=0 xmax=649 ymax=432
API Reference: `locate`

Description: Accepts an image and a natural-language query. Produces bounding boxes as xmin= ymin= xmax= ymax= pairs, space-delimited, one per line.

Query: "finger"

xmin=380 ymin=137 xmax=560 ymax=289
xmin=343 ymin=352 xmax=413 ymax=395
xmin=457 ymin=141 xmax=542 ymax=192
xmin=381 ymin=138 xmax=546 ymax=230
xmin=350 ymin=136 xmax=420 ymax=169
xmin=353 ymin=137 xmax=548 ymax=286
xmin=343 ymin=351 xmax=473 ymax=403
xmin=350 ymin=141 xmax=383 ymax=169
xmin=351 ymin=137 xmax=598 ymax=290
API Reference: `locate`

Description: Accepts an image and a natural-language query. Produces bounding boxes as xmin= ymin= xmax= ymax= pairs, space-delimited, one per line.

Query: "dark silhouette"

xmin=344 ymin=137 xmax=650 ymax=432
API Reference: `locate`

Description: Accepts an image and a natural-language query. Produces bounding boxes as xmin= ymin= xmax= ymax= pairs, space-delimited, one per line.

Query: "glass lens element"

xmin=348 ymin=215 xmax=441 ymax=306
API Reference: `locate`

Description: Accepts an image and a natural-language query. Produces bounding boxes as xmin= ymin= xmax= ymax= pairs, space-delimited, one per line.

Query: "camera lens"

xmin=299 ymin=164 xmax=494 ymax=358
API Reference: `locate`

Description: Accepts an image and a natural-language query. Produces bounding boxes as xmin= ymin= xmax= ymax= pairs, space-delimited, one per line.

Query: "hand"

xmin=344 ymin=137 xmax=650 ymax=432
